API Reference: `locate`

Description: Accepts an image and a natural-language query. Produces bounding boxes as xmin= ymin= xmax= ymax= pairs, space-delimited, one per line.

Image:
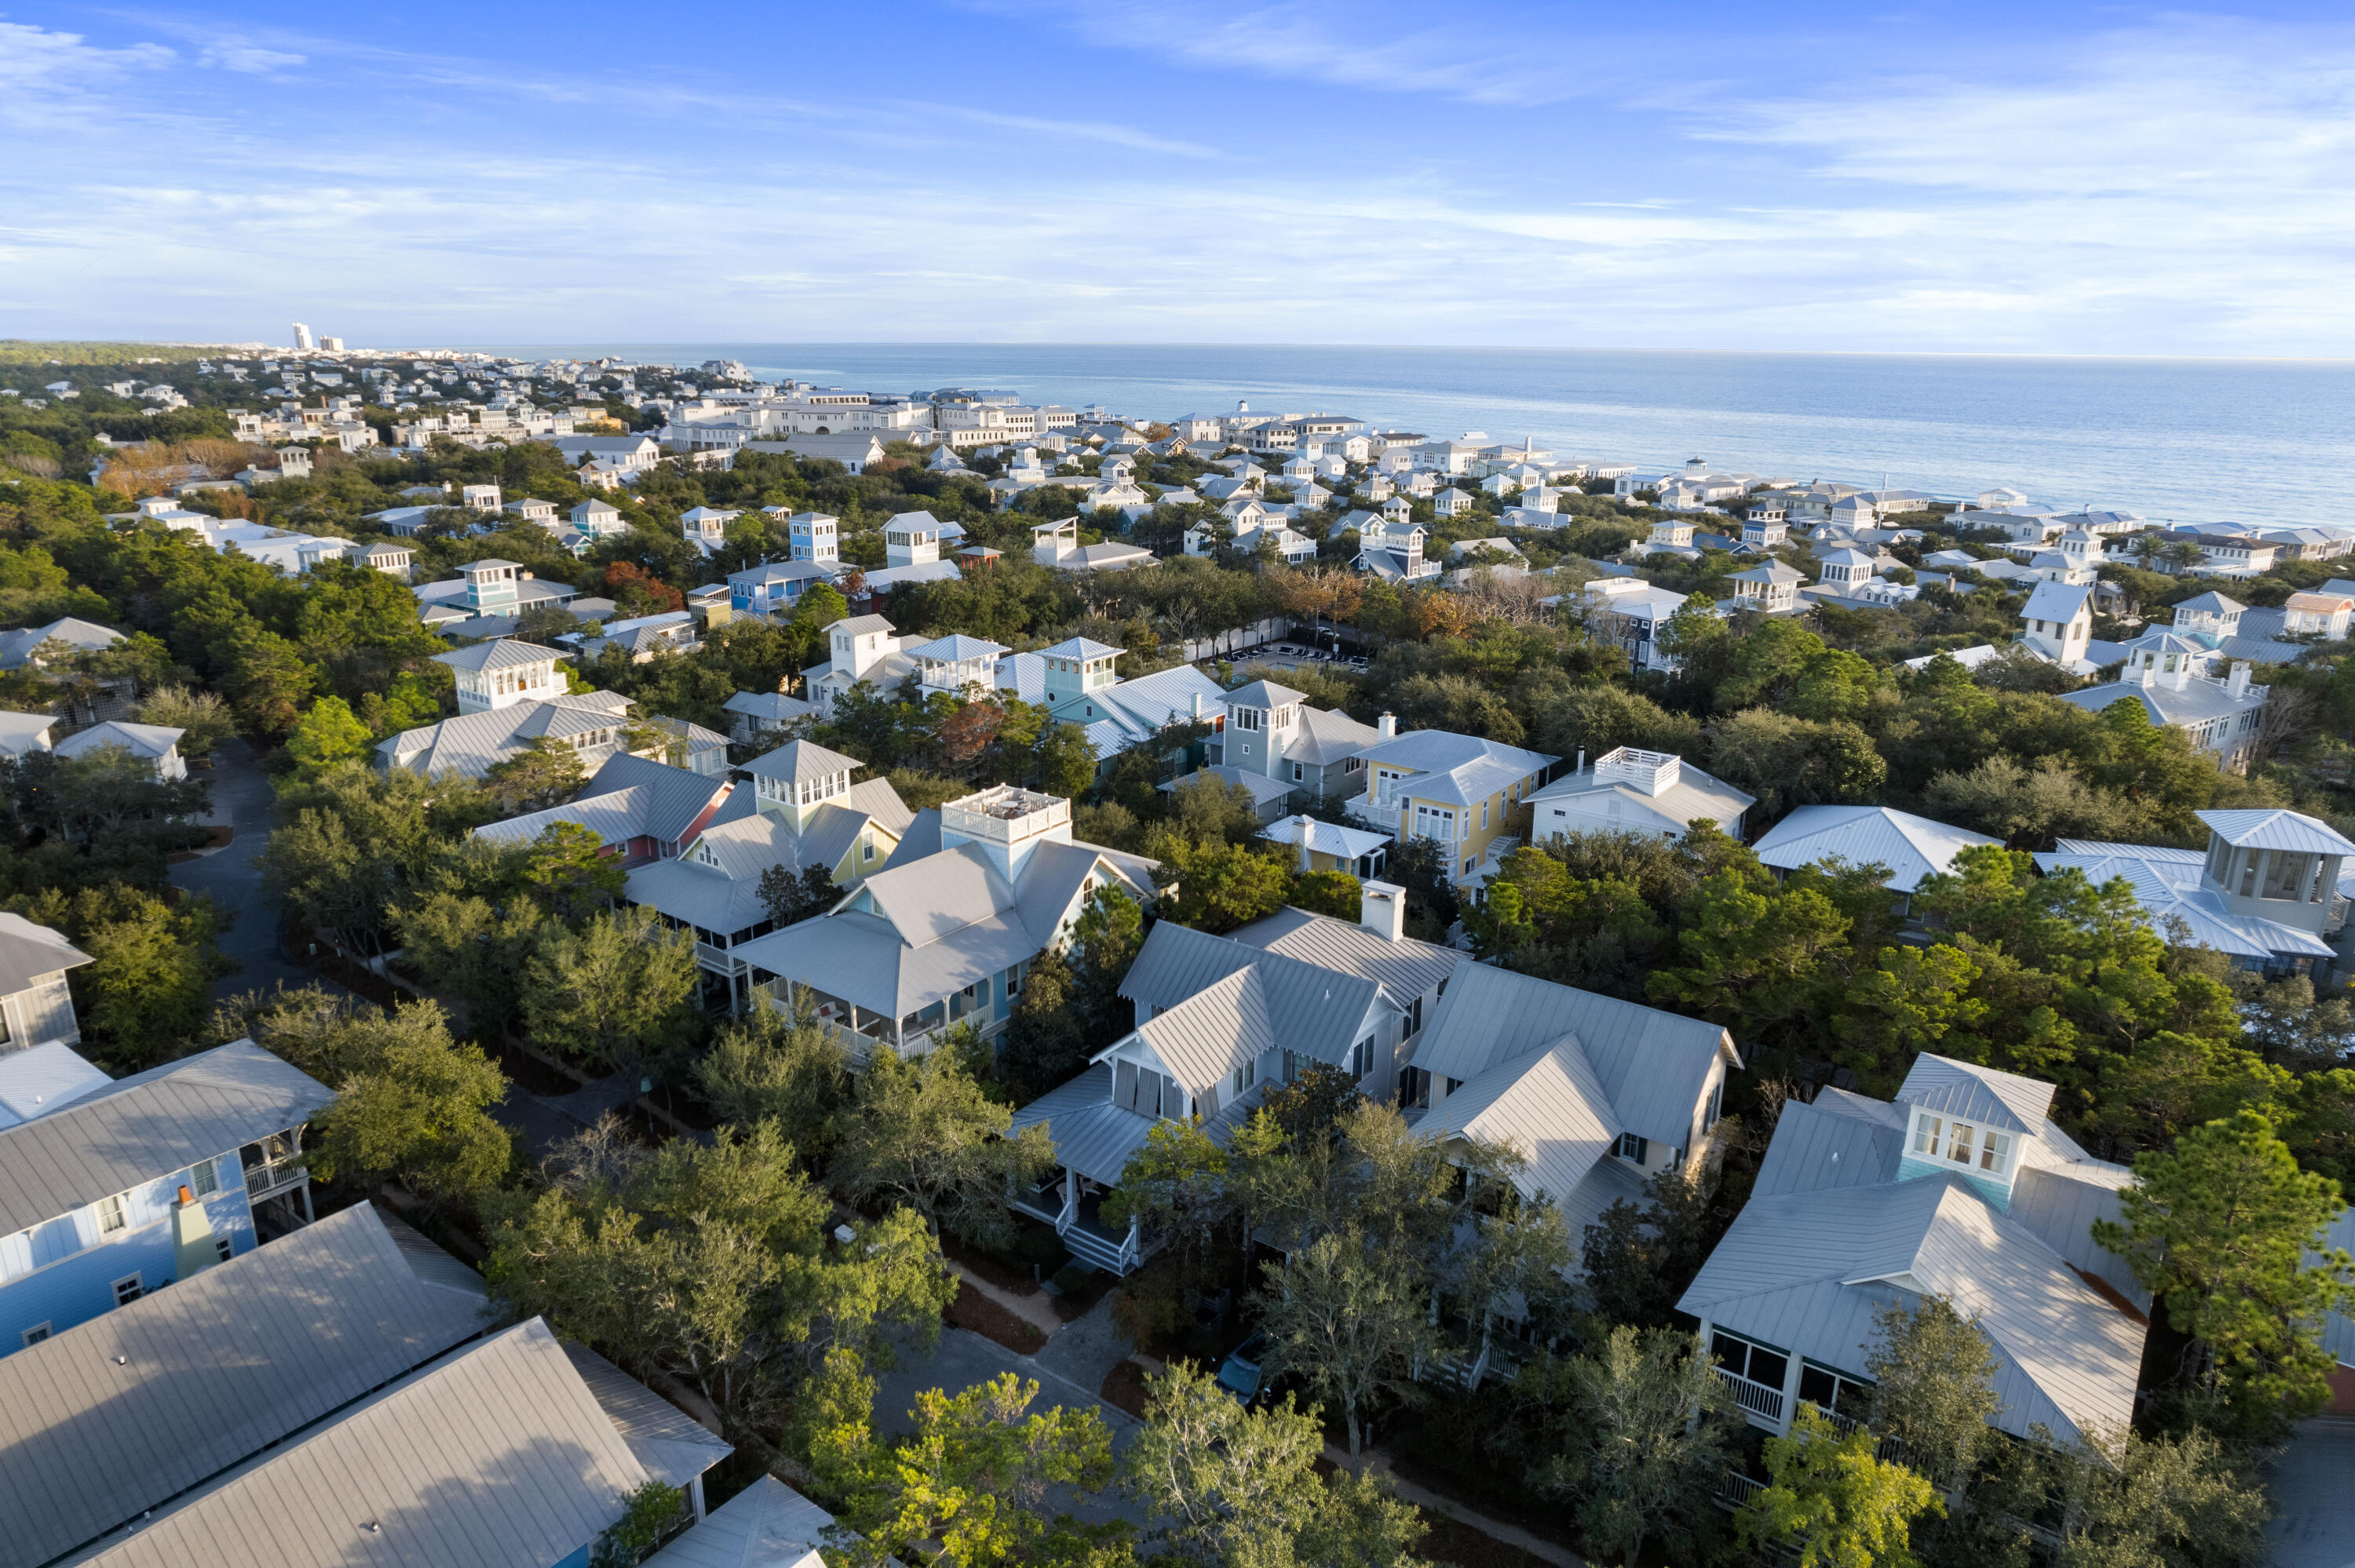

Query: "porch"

xmin=1011 ymin=1168 xmax=1144 ymax=1276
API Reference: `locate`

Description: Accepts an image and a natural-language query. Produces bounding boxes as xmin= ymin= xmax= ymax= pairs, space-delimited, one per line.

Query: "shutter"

xmin=1115 ymin=1059 xmax=1140 ymax=1112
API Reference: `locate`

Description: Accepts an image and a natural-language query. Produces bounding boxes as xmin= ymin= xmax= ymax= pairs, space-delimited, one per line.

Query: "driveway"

xmin=871 ymin=1295 xmax=1148 ymax=1536
xmin=169 ymin=738 xmax=322 ymax=1002
xmin=2266 ymin=1413 xmax=2355 ymax=1568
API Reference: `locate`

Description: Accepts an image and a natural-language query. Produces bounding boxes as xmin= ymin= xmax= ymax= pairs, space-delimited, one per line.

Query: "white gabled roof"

xmin=2195 ymin=808 xmax=2355 ymax=855
xmin=1752 ymin=805 xmax=2001 ymax=894
xmin=432 ymin=639 xmax=564 ymax=673
xmin=2020 ymin=580 xmax=2093 ymax=622
xmin=1416 ymin=1037 xmax=1619 ymax=1204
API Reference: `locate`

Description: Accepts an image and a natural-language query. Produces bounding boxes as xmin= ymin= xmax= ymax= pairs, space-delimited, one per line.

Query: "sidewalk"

xmin=1329 ymin=1449 xmax=1583 ymax=1568
xmin=953 ymin=1264 xmax=1064 ymax=1340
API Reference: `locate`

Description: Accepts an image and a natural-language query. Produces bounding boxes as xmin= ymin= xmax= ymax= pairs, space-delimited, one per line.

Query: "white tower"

xmin=292 ymin=323 xmax=315 ymax=351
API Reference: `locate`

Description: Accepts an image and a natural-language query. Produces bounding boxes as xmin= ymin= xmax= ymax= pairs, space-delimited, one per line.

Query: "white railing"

xmin=246 ymin=1157 xmax=308 ymax=1199
xmin=1717 ymin=1368 xmax=1786 ymax=1424
xmin=1717 ymin=1471 xmax=1767 ymax=1509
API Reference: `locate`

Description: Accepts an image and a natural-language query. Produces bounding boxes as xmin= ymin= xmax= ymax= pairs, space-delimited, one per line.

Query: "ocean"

xmin=478 ymin=345 xmax=2355 ymax=531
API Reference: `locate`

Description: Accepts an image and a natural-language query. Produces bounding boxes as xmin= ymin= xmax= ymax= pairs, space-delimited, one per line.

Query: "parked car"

xmin=1217 ymin=1330 xmax=1266 ymax=1405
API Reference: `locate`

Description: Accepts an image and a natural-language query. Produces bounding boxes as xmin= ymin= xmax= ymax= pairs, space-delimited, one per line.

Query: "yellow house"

xmin=1347 ymin=720 xmax=1557 ymax=886
xmin=622 ymin=738 xmax=916 ymax=1013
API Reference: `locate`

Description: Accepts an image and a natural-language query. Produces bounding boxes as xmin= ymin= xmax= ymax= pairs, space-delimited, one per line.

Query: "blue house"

xmin=0 ymin=1038 xmax=333 ymax=1354
xmin=728 ymin=559 xmax=840 ymax=618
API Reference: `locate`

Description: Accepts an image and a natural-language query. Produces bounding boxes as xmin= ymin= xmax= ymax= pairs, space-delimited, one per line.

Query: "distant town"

xmin=0 ymin=331 xmax=2345 ymax=1568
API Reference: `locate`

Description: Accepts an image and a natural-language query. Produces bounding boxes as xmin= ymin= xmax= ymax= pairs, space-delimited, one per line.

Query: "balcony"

xmin=1716 ymin=1367 xmax=1786 ymax=1425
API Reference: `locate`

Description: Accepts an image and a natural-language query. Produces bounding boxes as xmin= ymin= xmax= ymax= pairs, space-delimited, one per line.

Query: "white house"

xmin=2019 ymin=580 xmax=2095 ymax=671
xmin=1752 ymin=804 xmax=2003 ymax=914
xmin=52 ymin=720 xmax=187 ymax=781
xmin=1524 ymin=748 xmax=1751 ymax=843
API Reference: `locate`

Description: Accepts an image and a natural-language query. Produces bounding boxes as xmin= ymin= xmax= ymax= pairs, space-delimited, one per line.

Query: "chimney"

xmin=1360 ymin=879 xmax=1408 ymax=942
xmin=1296 ymin=815 xmax=1313 ymax=874
xmin=172 ymin=1183 xmax=221 ymax=1281
xmin=1191 ymin=691 xmax=1203 ymax=719
xmin=1575 ymin=748 xmax=1585 ymax=775
xmin=2229 ymin=661 xmax=2251 ymax=698
xmin=1377 ymin=713 xmax=1397 ymax=741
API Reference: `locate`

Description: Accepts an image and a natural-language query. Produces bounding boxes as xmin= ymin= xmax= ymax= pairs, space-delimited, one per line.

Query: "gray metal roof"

xmin=1895 ymin=1053 xmax=2054 ymax=1133
xmin=744 ymin=738 xmax=863 ymax=783
xmin=1753 ymin=1096 xmax=1907 ymax=1199
xmin=1225 ymin=679 xmax=1306 ymax=708
xmin=2196 ymin=808 xmax=2355 ymax=855
xmin=60 ymin=1317 xmax=652 ymax=1568
xmin=432 ymin=638 xmax=567 ymax=673
xmin=0 ymin=1205 xmax=489 ymax=1568
xmin=1411 ymin=962 xmax=1733 ymax=1151
xmin=642 ymin=1475 xmax=834 ymax=1568
xmin=1751 ymin=804 xmax=1999 ymax=894
xmin=586 ymin=753 xmax=736 ymax=843
xmin=562 ymin=1343 xmax=733 ymax=1489
xmin=0 ymin=1040 xmax=332 ymax=1235
xmin=1417 ymin=1038 xmax=1617 ymax=1205
xmin=1349 ymin=730 xmax=1558 ymax=808
xmin=1118 ymin=920 xmax=1382 ymax=1068
xmin=0 ymin=911 xmax=93 ymax=995
xmin=1678 ymin=1174 xmax=2145 ymax=1447
xmin=1009 ymin=1065 xmax=1160 ymax=1187
xmin=377 ymin=691 xmax=634 ymax=780
xmin=1223 ymin=907 xmax=1458 ymax=1005
xmin=1127 ymin=969 xmax=1272 ymax=1096
xmin=2010 ymin=1163 xmax=2146 ymax=1309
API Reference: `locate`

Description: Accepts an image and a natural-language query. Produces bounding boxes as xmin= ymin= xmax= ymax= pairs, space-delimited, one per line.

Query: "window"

xmin=1617 ymin=1132 xmax=1649 ymax=1163
xmin=1978 ymin=1129 xmax=2014 ymax=1176
xmin=863 ymin=839 xmax=876 ymax=862
xmin=214 ymin=1237 xmax=234 ymax=1264
xmin=1233 ymin=1056 xmax=1257 ymax=1096
xmin=111 ymin=1274 xmax=143 ymax=1307
xmin=1345 ymin=757 xmax=1363 ymax=773
xmin=1945 ymin=1121 xmax=1977 ymax=1165
xmin=1711 ymin=1332 xmax=1788 ymax=1391
xmin=190 ymin=1158 xmax=219 ymax=1198
xmin=1797 ymin=1362 xmax=1874 ymax=1420
xmin=21 ymin=1323 xmax=49 ymax=1347
xmin=97 ymin=1194 xmax=127 ymax=1234
xmin=1481 ymin=800 xmax=1489 ymax=830
xmin=1235 ymin=707 xmax=1262 ymax=732
xmin=1349 ymin=1038 xmax=1373 ymax=1078
xmin=1912 ymin=1114 xmax=1943 ymax=1156
xmin=1291 ymin=762 xmax=1304 ymax=782
xmin=2262 ymin=851 xmax=2315 ymax=903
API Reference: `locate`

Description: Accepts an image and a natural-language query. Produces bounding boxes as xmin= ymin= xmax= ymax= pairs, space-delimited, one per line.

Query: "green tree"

xmin=310 ymin=1019 xmax=513 ymax=1202
xmin=2045 ymin=1422 xmax=2270 ymax=1568
xmin=1735 ymin=1405 xmax=1943 ymax=1568
xmin=2093 ymin=1108 xmax=2355 ymax=1432
xmin=1033 ymin=719 xmax=1099 ymax=799
xmin=487 ymin=1121 xmax=955 ymax=1442
xmin=692 ymin=993 xmax=850 ymax=1156
xmin=1102 ymin=1118 xmax=1232 ymax=1278
xmin=812 ymin=1371 xmax=1123 ymax=1568
xmin=1533 ymin=1325 xmax=1738 ymax=1567
xmin=524 ymin=819 xmax=625 ymax=920
xmin=283 ymin=695 xmax=375 ymax=774
xmin=1580 ymin=1166 xmax=1718 ymax=1330
xmin=1151 ymin=836 xmax=1293 ymax=934
xmin=1287 ymin=868 xmax=1361 ymax=919
xmin=1122 ymin=1360 xmax=1433 ymax=1568
xmin=520 ymin=907 xmax=699 ymax=1077
xmin=590 ymin=1480 xmax=686 ymax=1567
xmin=1067 ymin=884 xmax=1145 ymax=1048
xmin=394 ymin=888 xmax=550 ymax=1037
xmin=828 ymin=1045 xmax=1056 ymax=1248
xmin=1257 ymin=1224 xmax=1433 ymax=1455
xmin=999 ymin=945 xmax=1087 ymax=1101
xmin=1863 ymin=1296 xmax=2002 ymax=1493
xmin=13 ymin=884 xmax=233 ymax=1070
xmin=757 ymin=861 xmax=840 ymax=927
xmin=134 ymin=684 xmax=234 ymax=757
xmin=483 ymin=736 xmax=586 ymax=815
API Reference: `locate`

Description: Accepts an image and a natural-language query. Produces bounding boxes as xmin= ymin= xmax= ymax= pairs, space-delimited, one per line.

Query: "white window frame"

xmin=111 ymin=1273 xmax=143 ymax=1307
xmin=214 ymin=1236 xmax=234 ymax=1264
xmin=190 ymin=1157 xmax=220 ymax=1198
xmin=97 ymin=1193 xmax=127 ymax=1234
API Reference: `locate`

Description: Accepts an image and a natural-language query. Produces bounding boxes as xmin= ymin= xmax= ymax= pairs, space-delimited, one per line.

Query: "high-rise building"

xmin=291 ymin=323 xmax=315 ymax=350
xmin=319 ymin=336 xmax=344 ymax=352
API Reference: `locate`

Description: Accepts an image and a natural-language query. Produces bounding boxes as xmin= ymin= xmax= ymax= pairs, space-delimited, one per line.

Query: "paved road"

xmin=2266 ymin=1413 xmax=2355 ymax=1568
xmin=168 ymin=739 xmax=323 ymax=1003
xmin=871 ymin=1293 xmax=1150 ymax=1536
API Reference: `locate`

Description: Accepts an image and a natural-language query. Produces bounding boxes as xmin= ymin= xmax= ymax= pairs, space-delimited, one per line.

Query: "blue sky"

xmin=3 ymin=2 xmax=2352 ymax=354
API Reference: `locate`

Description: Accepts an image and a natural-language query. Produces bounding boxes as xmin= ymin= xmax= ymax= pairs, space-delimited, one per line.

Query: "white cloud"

xmin=196 ymin=45 xmax=308 ymax=74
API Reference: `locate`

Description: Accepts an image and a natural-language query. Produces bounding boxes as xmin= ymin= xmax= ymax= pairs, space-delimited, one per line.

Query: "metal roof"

xmin=432 ymin=638 xmax=567 ymax=673
xmin=1255 ymin=816 xmax=1393 ymax=862
xmin=1009 ymin=1066 xmax=1161 ymax=1187
xmin=1118 ymin=921 xmax=1384 ymax=1068
xmin=1411 ymin=961 xmax=1733 ymax=1151
xmin=51 ymin=720 xmax=183 ymax=761
xmin=0 ymin=910 xmax=93 ymax=994
xmin=2195 ymin=808 xmax=2355 ymax=855
xmin=1678 ymin=1175 xmax=2145 ymax=1448
xmin=2034 ymin=843 xmax=2335 ymax=959
xmin=561 ymin=1343 xmax=732 ymax=1489
xmin=1752 ymin=805 xmax=2001 ymax=894
xmin=907 ymin=633 xmax=1007 ymax=662
xmin=1039 ymin=636 xmax=1123 ymax=659
xmin=1527 ymin=760 xmax=1753 ymax=842
xmin=2020 ymin=581 xmax=2092 ymax=623
xmin=0 ymin=1205 xmax=489 ymax=1568
xmin=642 ymin=1475 xmax=834 ymax=1568
xmin=1126 ymin=969 xmax=1272 ymax=1096
xmin=744 ymin=738 xmax=863 ymax=783
xmin=1896 ymin=1053 xmax=2054 ymax=1132
xmin=1349 ymin=729 xmax=1557 ymax=809
xmin=1225 ymin=680 xmax=1306 ymax=708
xmin=60 ymin=1318 xmax=654 ymax=1568
xmin=0 ymin=1041 xmax=332 ymax=1235
xmin=584 ymin=753 xmax=736 ymax=842
xmin=377 ymin=691 xmax=635 ymax=780
xmin=1752 ymin=1097 xmax=1906 ymax=1199
xmin=1222 ymin=907 xmax=1458 ymax=1005
xmin=725 ymin=690 xmax=814 ymax=723
xmin=1416 ymin=1038 xmax=1617 ymax=1205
